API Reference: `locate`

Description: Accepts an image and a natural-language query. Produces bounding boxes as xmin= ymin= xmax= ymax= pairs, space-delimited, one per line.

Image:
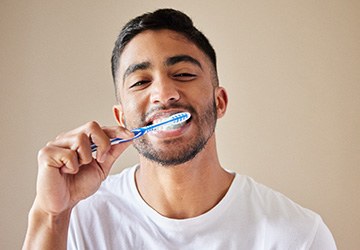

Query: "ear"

xmin=113 ymin=105 xmax=126 ymax=127
xmin=215 ymin=87 xmax=228 ymax=119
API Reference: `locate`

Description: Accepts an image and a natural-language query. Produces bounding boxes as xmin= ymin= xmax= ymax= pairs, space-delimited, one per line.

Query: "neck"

xmin=135 ymin=136 xmax=234 ymax=219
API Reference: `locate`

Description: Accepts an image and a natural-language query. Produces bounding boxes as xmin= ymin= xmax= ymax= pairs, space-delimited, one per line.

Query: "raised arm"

xmin=23 ymin=122 xmax=133 ymax=250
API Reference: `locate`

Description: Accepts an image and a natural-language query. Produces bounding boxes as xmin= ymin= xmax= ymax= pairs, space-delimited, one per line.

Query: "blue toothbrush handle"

xmin=90 ymin=111 xmax=190 ymax=153
xmin=91 ymin=128 xmax=145 ymax=152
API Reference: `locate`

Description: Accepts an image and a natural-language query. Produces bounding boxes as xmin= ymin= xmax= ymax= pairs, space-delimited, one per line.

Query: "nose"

xmin=150 ymin=78 xmax=180 ymax=105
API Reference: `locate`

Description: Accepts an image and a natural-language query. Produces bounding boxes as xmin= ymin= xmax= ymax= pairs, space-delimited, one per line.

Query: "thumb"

xmin=98 ymin=141 xmax=133 ymax=176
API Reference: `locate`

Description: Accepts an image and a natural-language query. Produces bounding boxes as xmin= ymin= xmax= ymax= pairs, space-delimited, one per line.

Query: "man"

xmin=23 ymin=9 xmax=337 ymax=249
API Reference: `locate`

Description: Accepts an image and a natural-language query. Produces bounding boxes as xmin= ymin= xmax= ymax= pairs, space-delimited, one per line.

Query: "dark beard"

xmin=133 ymin=98 xmax=217 ymax=166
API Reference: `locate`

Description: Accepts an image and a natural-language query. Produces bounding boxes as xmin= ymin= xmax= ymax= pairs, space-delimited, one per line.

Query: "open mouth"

xmin=156 ymin=118 xmax=191 ymax=131
xmin=147 ymin=113 xmax=192 ymax=131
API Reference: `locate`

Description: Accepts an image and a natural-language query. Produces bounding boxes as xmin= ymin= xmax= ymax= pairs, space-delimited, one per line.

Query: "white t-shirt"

xmin=68 ymin=165 xmax=336 ymax=249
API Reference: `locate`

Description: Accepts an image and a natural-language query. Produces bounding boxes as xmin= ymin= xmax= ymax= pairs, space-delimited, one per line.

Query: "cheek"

xmin=189 ymin=87 xmax=214 ymax=107
xmin=121 ymin=96 xmax=148 ymax=127
xmin=122 ymin=89 xmax=143 ymax=110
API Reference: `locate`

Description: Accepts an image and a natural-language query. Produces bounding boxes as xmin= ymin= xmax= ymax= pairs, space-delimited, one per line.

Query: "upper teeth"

xmin=153 ymin=117 xmax=169 ymax=125
xmin=152 ymin=116 xmax=187 ymax=131
xmin=160 ymin=121 xmax=186 ymax=131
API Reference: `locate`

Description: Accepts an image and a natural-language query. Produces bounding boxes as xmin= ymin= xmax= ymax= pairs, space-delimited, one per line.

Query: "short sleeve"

xmin=309 ymin=218 xmax=337 ymax=250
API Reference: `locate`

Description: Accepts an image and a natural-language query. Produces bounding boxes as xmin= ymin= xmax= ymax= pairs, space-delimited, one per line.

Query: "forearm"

xmin=23 ymin=206 xmax=72 ymax=250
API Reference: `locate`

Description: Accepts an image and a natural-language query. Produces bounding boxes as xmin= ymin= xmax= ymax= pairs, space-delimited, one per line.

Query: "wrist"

xmin=28 ymin=204 xmax=72 ymax=231
xmin=23 ymin=203 xmax=73 ymax=250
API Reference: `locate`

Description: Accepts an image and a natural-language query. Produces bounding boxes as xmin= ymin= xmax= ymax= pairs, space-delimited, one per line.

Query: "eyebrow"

xmin=165 ymin=55 xmax=202 ymax=69
xmin=123 ymin=61 xmax=151 ymax=82
xmin=122 ymin=55 xmax=202 ymax=83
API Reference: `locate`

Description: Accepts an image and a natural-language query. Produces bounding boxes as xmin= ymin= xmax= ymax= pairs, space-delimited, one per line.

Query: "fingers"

xmin=98 ymin=141 xmax=132 ymax=176
xmin=35 ymin=121 xmax=134 ymax=216
xmin=65 ymin=121 xmax=111 ymax=162
xmin=47 ymin=122 xmax=133 ymax=164
xmin=38 ymin=146 xmax=80 ymax=174
xmin=102 ymin=125 xmax=134 ymax=139
xmin=47 ymin=133 xmax=92 ymax=165
xmin=94 ymin=125 xmax=134 ymax=162
xmin=89 ymin=125 xmax=134 ymax=176
xmin=41 ymin=122 xmax=134 ymax=175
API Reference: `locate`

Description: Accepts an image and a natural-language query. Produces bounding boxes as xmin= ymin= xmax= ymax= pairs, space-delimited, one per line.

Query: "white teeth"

xmin=152 ymin=117 xmax=168 ymax=125
xmin=151 ymin=116 xmax=187 ymax=131
xmin=159 ymin=120 xmax=186 ymax=131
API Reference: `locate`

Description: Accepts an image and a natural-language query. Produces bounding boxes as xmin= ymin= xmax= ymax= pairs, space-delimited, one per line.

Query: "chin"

xmin=135 ymin=133 xmax=210 ymax=167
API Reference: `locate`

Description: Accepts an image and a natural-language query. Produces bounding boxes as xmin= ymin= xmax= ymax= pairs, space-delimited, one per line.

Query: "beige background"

xmin=1 ymin=1 xmax=359 ymax=249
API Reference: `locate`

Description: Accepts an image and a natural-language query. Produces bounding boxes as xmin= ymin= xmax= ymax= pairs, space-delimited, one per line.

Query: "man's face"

xmin=115 ymin=29 xmax=225 ymax=166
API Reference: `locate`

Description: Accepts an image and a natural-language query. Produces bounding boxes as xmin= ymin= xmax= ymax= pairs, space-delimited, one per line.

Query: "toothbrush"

xmin=91 ymin=112 xmax=191 ymax=152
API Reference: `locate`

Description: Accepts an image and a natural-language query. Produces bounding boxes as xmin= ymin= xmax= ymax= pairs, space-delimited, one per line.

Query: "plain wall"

xmin=1 ymin=1 xmax=359 ymax=249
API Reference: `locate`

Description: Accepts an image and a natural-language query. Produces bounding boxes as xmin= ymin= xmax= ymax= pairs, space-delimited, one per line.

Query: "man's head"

xmin=111 ymin=8 xmax=218 ymax=101
xmin=111 ymin=9 xmax=227 ymax=166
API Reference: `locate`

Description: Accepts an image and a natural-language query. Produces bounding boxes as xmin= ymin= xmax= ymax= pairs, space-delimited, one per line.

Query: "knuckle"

xmin=37 ymin=147 xmax=50 ymax=160
xmin=86 ymin=121 xmax=100 ymax=131
xmin=64 ymin=149 xmax=77 ymax=160
xmin=74 ymin=133 xmax=89 ymax=146
xmin=55 ymin=132 xmax=65 ymax=140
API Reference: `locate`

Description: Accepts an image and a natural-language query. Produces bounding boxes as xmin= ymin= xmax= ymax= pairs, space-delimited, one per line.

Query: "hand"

xmin=33 ymin=121 xmax=133 ymax=215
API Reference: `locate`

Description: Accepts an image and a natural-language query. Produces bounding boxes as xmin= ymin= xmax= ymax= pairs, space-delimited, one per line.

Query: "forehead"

xmin=117 ymin=29 xmax=209 ymax=76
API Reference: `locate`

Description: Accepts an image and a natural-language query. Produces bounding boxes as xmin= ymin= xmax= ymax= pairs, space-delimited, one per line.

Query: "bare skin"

xmin=23 ymin=124 xmax=133 ymax=249
xmin=23 ymin=29 xmax=233 ymax=249
xmin=114 ymin=29 xmax=233 ymax=219
xmin=136 ymin=137 xmax=233 ymax=219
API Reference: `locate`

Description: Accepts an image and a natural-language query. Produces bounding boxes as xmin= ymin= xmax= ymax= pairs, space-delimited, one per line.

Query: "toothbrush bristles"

xmin=151 ymin=112 xmax=191 ymax=131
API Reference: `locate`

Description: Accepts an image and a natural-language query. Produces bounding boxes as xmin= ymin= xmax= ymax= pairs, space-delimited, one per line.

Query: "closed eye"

xmin=173 ymin=73 xmax=197 ymax=81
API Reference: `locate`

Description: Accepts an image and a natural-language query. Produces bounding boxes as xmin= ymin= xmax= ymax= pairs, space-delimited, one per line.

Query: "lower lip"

xmin=148 ymin=121 xmax=191 ymax=139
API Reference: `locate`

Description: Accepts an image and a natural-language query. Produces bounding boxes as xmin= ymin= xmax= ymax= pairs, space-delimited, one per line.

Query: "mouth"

xmin=146 ymin=112 xmax=192 ymax=131
xmin=153 ymin=117 xmax=189 ymax=131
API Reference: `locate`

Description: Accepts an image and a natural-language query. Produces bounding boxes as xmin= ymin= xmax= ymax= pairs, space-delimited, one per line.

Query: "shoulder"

xmin=233 ymin=174 xmax=335 ymax=248
xmin=236 ymin=174 xmax=318 ymax=219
